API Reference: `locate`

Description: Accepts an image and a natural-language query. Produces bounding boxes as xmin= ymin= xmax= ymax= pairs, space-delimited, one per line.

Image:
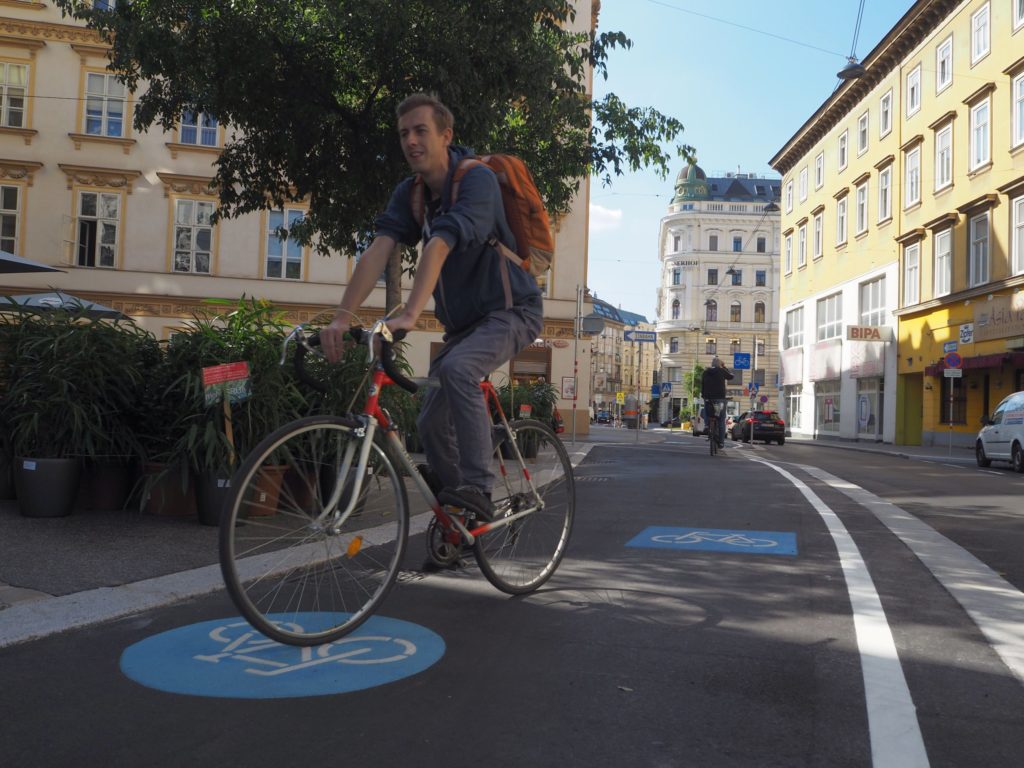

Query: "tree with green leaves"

xmin=57 ymin=0 xmax=693 ymax=305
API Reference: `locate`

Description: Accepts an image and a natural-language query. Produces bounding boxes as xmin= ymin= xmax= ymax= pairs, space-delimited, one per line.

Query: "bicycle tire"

xmin=219 ymin=415 xmax=409 ymax=646
xmin=474 ymin=419 xmax=575 ymax=594
xmin=709 ymin=418 xmax=718 ymax=456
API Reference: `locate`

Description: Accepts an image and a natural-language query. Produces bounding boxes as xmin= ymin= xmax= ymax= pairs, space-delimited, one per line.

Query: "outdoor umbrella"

xmin=0 ymin=291 xmax=127 ymax=320
xmin=0 ymin=251 xmax=65 ymax=274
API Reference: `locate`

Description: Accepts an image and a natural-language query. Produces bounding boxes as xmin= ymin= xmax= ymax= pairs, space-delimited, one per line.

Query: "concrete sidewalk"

xmin=0 ymin=431 xmax=980 ymax=647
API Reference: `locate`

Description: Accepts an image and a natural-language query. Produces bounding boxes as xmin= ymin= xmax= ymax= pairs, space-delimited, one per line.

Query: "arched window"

xmin=705 ymin=299 xmax=717 ymax=322
xmin=755 ymin=301 xmax=766 ymax=323
xmin=670 ymin=336 xmax=679 ymax=353
xmin=671 ymin=299 xmax=680 ymax=319
xmin=730 ymin=301 xmax=742 ymax=322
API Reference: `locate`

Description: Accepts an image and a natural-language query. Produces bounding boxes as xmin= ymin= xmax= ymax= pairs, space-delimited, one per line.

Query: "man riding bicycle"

xmin=320 ymin=93 xmax=543 ymax=522
xmin=701 ymin=357 xmax=734 ymax=450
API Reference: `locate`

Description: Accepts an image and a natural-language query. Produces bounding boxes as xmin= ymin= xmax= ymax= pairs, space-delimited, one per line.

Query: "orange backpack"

xmin=410 ymin=154 xmax=555 ymax=277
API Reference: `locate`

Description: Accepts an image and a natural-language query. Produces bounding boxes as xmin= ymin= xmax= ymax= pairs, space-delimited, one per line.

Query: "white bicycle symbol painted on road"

xmin=652 ymin=531 xmax=780 ymax=548
xmin=194 ymin=621 xmax=418 ymax=676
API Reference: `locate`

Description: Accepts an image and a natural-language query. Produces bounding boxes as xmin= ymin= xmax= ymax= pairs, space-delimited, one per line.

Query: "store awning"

xmin=925 ymin=352 xmax=1024 ymax=377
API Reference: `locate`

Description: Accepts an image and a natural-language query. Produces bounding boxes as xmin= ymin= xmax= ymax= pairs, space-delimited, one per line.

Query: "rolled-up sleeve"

xmin=429 ymin=165 xmax=501 ymax=251
xmin=373 ymin=178 xmax=421 ymax=247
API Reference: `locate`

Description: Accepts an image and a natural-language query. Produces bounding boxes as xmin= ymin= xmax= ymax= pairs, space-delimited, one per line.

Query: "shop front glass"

xmin=856 ymin=378 xmax=882 ymax=440
xmin=784 ymin=385 xmax=802 ymax=431
xmin=815 ymin=380 xmax=841 ymax=435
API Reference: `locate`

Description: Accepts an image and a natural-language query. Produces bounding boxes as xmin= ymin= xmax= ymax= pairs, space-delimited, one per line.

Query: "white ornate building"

xmin=655 ymin=164 xmax=782 ymax=423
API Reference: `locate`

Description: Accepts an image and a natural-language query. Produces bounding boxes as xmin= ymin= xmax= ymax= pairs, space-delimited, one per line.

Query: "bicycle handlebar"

xmin=290 ymin=323 xmax=419 ymax=395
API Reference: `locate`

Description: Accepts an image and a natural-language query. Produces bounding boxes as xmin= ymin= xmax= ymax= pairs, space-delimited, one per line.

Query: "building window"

xmin=935 ymin=123 xmax=952 ymax=190
xmin=971 ymin=3 xmax=990 ymax=64
xmin=705 ymin=300 xmax=717 ymax=322
xmin=814 ymin=152 xmax=824 ymax=189
xmin=784 ymin=181 xmax=793 ymax=212
xmin=784 ymin=235 xmax=792 ymax=273
xmin=671 ymin=299 xmax=680 ymax=320
xmin=785 ymin=306 xmax=804 ymax=349
xmin=903 ymin=242 xmax=920 ymax=305
xmin=730 ymin=338 xmax=741 ymax=355
xmin=672 ymin=234 xmax=681 ymax=251
xmin=857 ymin=111 xmax=869 ymax=155
xmin=670 ymin=336 xmax=679 ymax=353
xmin=754 ymin=301 xmax=765 ymax=323
xmin=969 ymin=212 xmax=989 ymax=287
xmin=905 ymin=146 xmax=921 ymax=207
xmin=936 ymin=35 xmax=953 ymax=92
xmin=816 ymin=293 xmax=842 ymax=341
xmin=860 ymin=276 xmax=886 ymax=327
xmin=732 ymin=235 xmax=742 ymax=252
xmin=855 ymin=181 xmax=868 ymax=234
xmin=1013 ymin=195 xmax=1024 ymax=276
xmin=0 ymin=62 xmax=27 ymax=128
xmin=1016 ymin=0 xmax=1024 ymax=30
xmin=709 ymin=234 xmax=719 ymax=251
xmin=785 ymin=386 xmax=802 ymax=430
xmin=880 ymin=90 xmax=893 ymax=137
xmin=836 ymin=197 xmax=848 ymax=245
xmin=813 ymin=212 xmax=823 ymax=258
xmin=85 ymin=72 xmax=127 ymax=137
xmin=798 ymin=167 xmax=808 ymax=201
xmin=969 ymin=98 xmax=990 ymax=171
xmin=266 ymin=208 xmax=304 ymax=280
xmin=838 ymin=130 xmax=848 ymax=170
xmin=173 ymin=199 xmax=214 ymax=274
xmin=0 ymin=185 xmax=19 ymax=254
xmin=756 ymin=269 xmax=766 ymax=287
xmin=180 ymin=110 xmax=218 ymax=146
xmin=730 ymin=302 xmax=741 ymax=322
xmin=906 ymin=65 xmax=921 ymax=117
xmin=731 ymin=269 xmax=742 ymax=286
xmin=1014 ymin=72 xmax=1024 ymax=149
xmin=798 ymin=223 xmax=807 ymax=267
xmin=705 ymin=338 xmax=717 ymax=355
xmin=934 ymin=228 xmax=952 ymax=296
xmin=878 ymin=166 xmax=892 ymax=221
xmin=672 ymin=267 xmax=681 ymax=285
xmin=76 ymin=191 xmax=119 ymax=268
xmin=707 ymin=268 xmax=718 ymax=285
xmin=756 ymin=236 xmax=766 ymax=253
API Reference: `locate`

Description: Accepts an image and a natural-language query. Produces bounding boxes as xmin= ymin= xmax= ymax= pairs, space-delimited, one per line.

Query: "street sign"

xmin=616 ymin=391 xmax=625 ymax=404
xmin=660 ymin=382 xmax=672 ymax=394
xmin=943 ymin=341 xmax=958 ymax=354
xmin=624 ymin=330 xmax=657 ymax=343
xmin=749 ymin=382 xmax=759 ymax=393
xmin=733 ymin=353 xmax=751 ymax=370
xmin=944 ymin=368 xmax=963 ymax=378
xmin=943 ymin=351 xmax=962 ymax=369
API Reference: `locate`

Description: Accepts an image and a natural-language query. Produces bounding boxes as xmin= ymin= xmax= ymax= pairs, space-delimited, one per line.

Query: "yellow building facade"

xmin=0 ymin=1 xmax=597 ymax=433
xmin=772 ymin=0 xmax=1024 ymax=446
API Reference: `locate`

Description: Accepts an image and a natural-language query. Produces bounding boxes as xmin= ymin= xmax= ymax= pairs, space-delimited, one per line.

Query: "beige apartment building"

xmin=771 ymin=0 xmax=1024 ymax=446
xmin=588 ymin=295 xmax=657 ymax=426
xmin=0 ymin=1 xmax=597 ymax=433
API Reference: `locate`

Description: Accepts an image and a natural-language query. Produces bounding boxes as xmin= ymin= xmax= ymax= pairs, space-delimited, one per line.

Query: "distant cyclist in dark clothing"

xmin=701 ymin=357 xmax=734 ymax=449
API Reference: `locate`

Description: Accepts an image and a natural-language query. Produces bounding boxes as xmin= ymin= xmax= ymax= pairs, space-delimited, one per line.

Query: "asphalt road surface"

xmin=2 ymin=436 xmax=1023 ymax=767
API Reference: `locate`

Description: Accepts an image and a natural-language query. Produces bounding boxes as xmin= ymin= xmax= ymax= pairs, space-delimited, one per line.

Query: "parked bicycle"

xmin=219 ymin=319 xmax=576 ymax=646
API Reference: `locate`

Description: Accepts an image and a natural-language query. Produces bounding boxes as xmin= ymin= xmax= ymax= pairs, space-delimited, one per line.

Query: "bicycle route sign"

xmin=120 ymin=614 xmax=445 ymax=699
xmin=626 ymin=526 xmax=797 ymax=556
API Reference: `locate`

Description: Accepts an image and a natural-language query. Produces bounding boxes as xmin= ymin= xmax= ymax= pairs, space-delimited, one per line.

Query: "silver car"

xmin=976 ymin=390 xmax=1024 ymax=472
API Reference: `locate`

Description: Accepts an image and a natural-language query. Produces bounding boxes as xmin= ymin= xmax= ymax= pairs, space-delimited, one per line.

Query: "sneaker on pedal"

xmin=438 ymin=485 xmax=495 ymax=523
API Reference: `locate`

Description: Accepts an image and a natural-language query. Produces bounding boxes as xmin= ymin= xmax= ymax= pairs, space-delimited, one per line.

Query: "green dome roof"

xmin=672 ymin=163 xmax=709 ymax=203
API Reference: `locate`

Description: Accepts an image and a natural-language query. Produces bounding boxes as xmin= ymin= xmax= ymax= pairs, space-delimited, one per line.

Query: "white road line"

xmin=746 ymin=455 xmax=929 ymax=768
xmin=798 ymin=464 xmax=1024 ymax=687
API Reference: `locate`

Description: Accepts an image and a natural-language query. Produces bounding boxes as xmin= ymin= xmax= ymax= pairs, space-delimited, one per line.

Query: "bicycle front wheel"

xmin=220 ymin=416 xmax=409 ymax=646
xmin=475 ymin=419 xmax=575 ymax=594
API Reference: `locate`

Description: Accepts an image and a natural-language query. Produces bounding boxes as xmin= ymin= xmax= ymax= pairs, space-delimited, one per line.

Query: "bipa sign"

xmin=846 ymin=325 xmax=893 ymax=342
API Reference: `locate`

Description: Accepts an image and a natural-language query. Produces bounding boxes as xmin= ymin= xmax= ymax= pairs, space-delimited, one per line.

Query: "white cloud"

xmin=589 ymin=203 xmax=623 ymax=233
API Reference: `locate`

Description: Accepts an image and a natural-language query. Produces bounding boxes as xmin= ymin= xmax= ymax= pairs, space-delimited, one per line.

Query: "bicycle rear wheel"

xmin=709 ymin=423 xmax=717 ymax=456
xmin=475 ymin=419 xmax=575 ymax=594
xmin=220 ymin=415 xmax=408 ymax=646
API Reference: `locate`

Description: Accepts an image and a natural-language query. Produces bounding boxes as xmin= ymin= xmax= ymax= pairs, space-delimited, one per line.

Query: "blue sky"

xmin=588 ymin=0 xmax=915 ymax=320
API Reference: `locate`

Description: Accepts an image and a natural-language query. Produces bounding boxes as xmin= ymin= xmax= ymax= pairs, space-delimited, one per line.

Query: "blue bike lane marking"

xmin=120 ymin=614 xmax=445 ymax=699
xmin=626 ymin=526 xmax=798 ymax=556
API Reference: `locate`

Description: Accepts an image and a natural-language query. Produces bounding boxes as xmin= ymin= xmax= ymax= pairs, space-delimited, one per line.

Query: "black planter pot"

xmin=14 ymin=457 xmax=81 ymax=518
xmin=196 ymin=473 xmax=232 ymax=526
xmin=0 ymin=452 xmax=14 ymax=500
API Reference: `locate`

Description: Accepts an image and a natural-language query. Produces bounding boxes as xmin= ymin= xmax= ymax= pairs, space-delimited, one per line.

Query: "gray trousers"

xmin=417 ymin=307 xmax=543 ymax=493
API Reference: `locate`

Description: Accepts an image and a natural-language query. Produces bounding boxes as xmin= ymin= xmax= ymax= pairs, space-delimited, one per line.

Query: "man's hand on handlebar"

xmin=319 ymin=317 xmax=349 ymax=363
xmin=384 ymin=311 xmax=417 ymax=337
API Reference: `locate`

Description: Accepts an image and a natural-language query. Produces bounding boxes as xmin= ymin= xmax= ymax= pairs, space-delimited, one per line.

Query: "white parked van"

xmin=976 ymin=391 xmax=1024 ymax=472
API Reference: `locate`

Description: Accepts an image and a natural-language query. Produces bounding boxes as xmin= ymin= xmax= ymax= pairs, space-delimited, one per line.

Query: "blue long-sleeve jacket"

xmin=374 ymin=146 xmax=542 ymax=336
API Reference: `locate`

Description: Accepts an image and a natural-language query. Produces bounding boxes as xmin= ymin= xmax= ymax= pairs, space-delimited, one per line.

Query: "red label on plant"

xmin=202 ymin=362 xmax=250 ymax=386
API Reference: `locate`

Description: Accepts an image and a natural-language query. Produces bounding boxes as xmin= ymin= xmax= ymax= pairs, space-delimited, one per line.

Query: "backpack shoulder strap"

xmin=448 ymin=157 xmax=485 ymax=206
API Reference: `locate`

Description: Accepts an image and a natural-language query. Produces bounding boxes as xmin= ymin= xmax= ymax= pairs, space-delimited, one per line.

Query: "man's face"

xmin=398 ymin=106 xmax=452 ymax=176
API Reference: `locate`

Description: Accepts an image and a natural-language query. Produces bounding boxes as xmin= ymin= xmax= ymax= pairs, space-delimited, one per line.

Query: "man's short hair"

xmin=711 ymin=357 xmax=722 ymax=367
xmin=396 ymin=93 xmax=454 ymax=133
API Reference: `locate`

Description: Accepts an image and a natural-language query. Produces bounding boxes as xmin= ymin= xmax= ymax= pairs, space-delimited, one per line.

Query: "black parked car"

xmin=730 ymin=410 xmax=786 ymax=444
xmin=595 ymin=410 xmax=612 ymax=424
